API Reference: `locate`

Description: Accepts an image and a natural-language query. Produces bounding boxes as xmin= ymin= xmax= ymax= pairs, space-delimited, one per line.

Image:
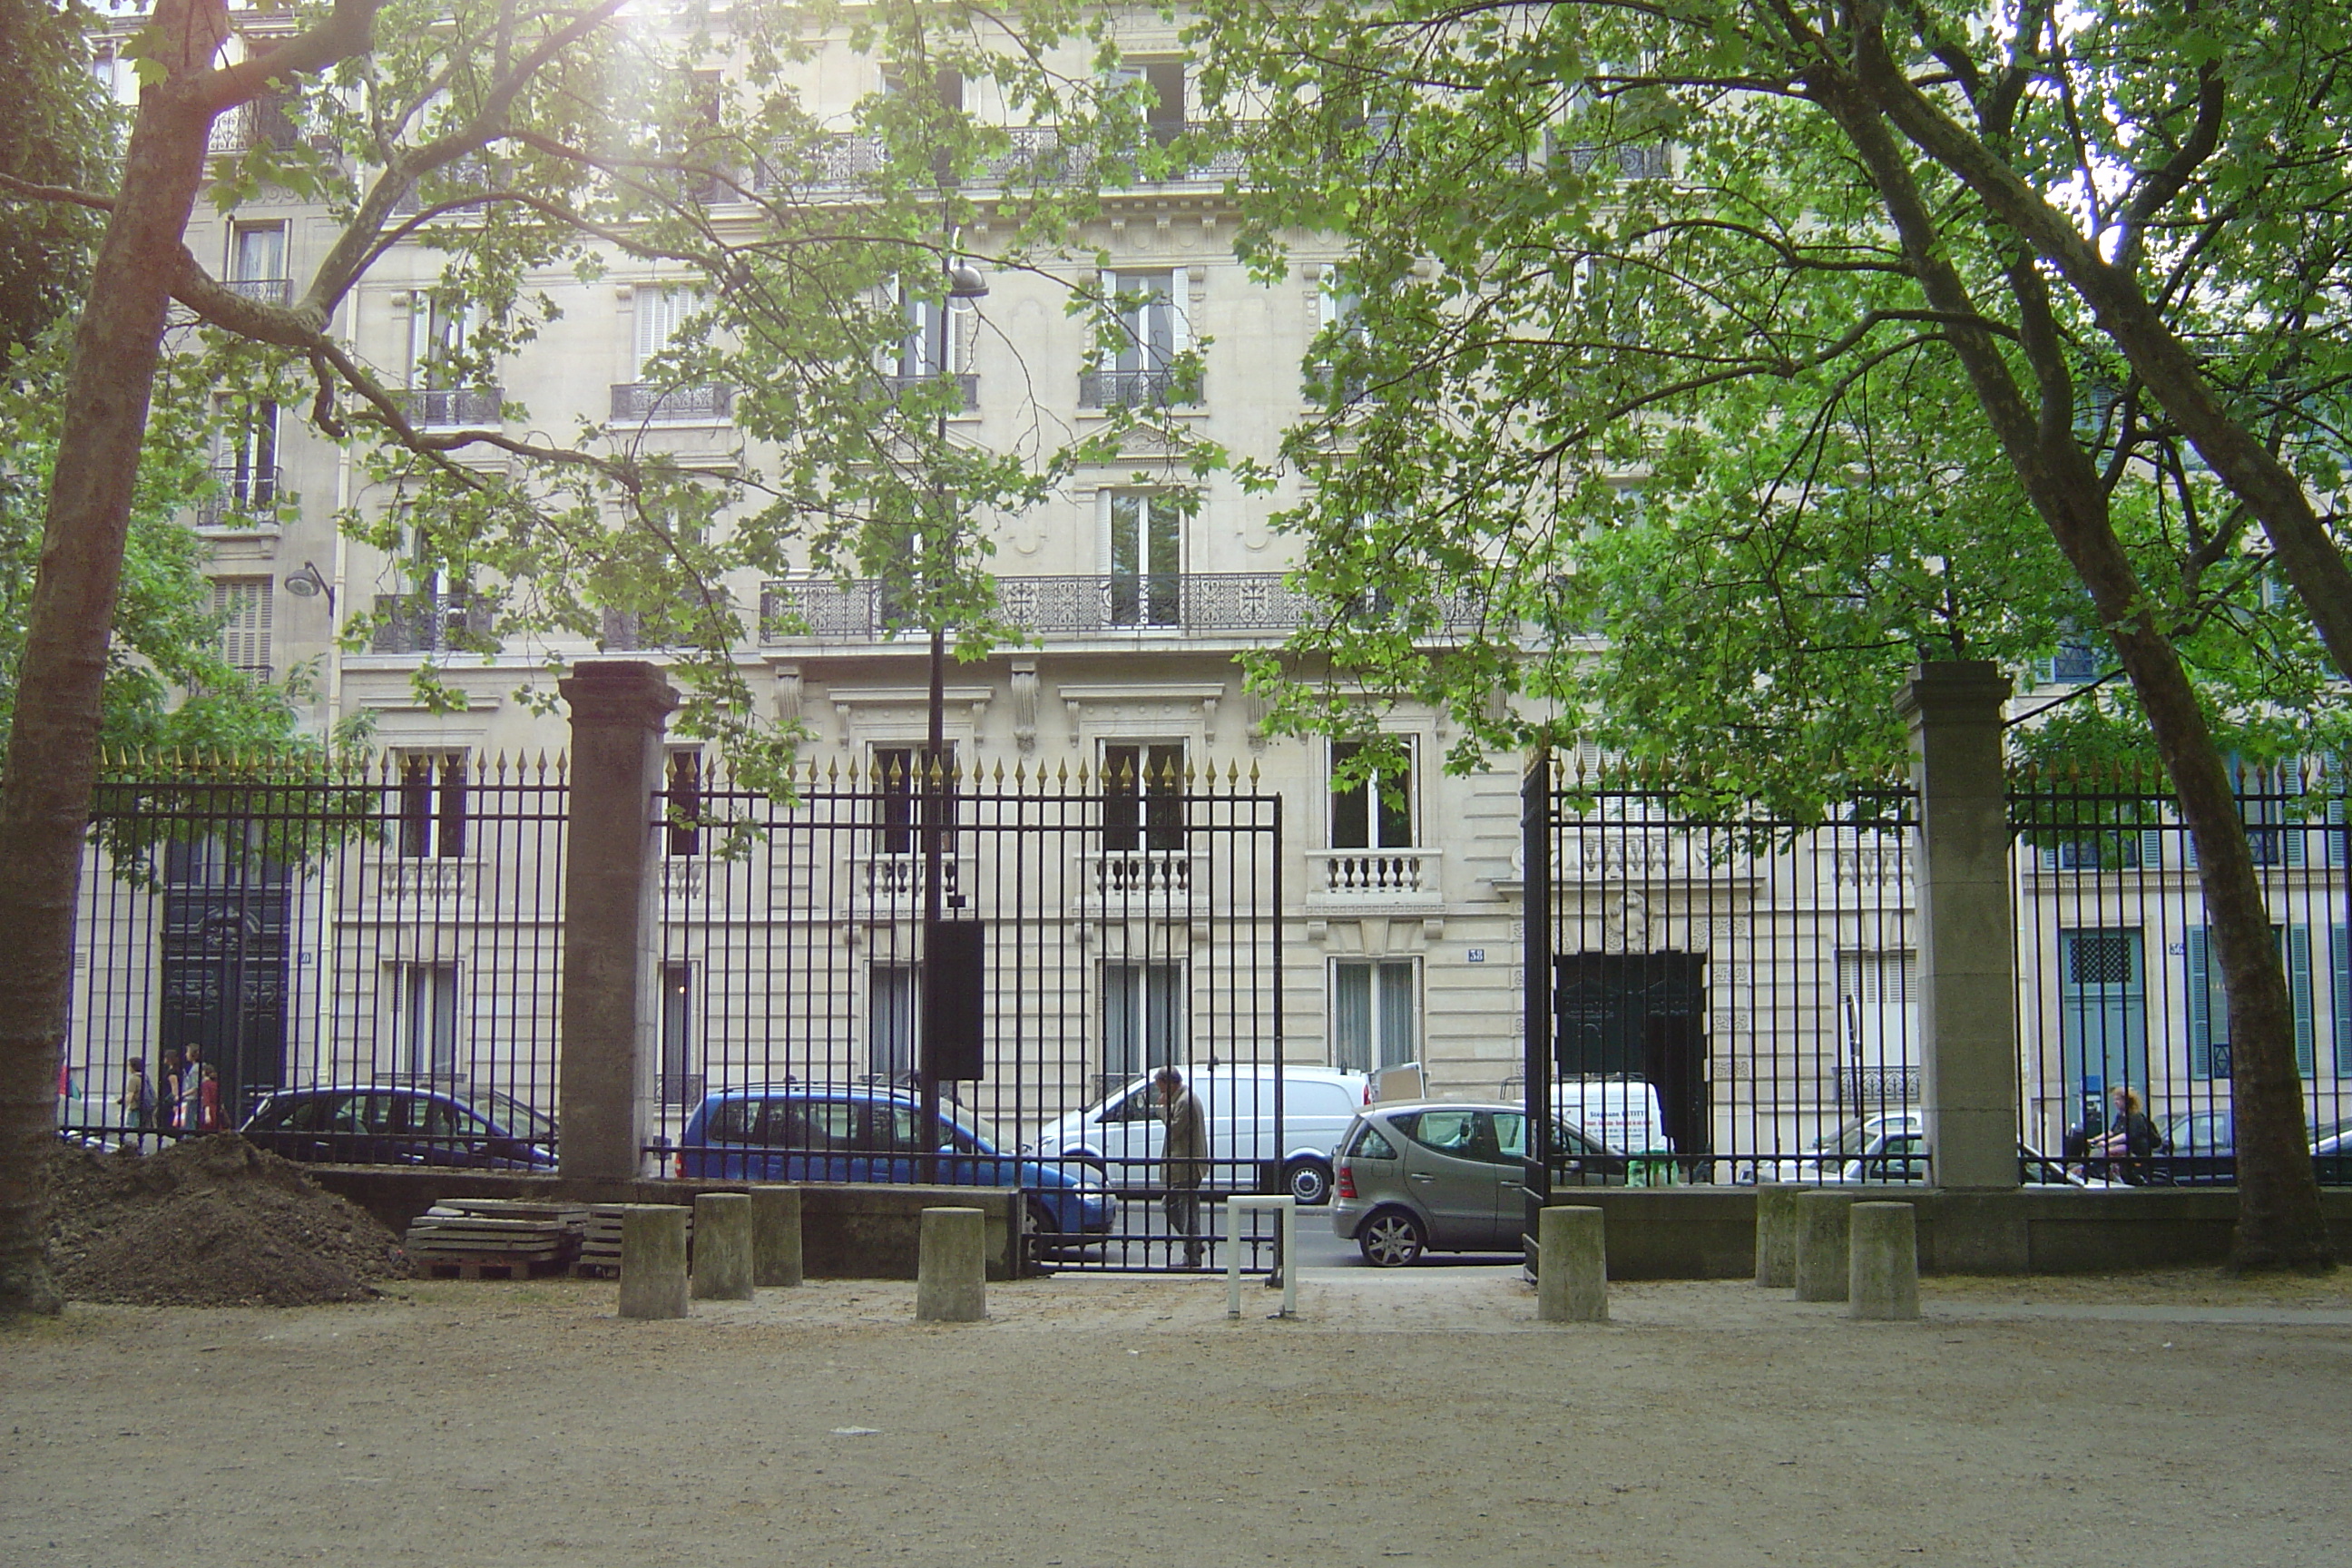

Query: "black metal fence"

xmin=1520 ymin=759 xmax=1921 ymax=1191
xmin=58 ymin=751 xmax=567 ymax=1162
xmin=2012 ymin=760 xmax=2352 ymax=1186
xmin=653 ymin=752 xmax=1289 ymax=1269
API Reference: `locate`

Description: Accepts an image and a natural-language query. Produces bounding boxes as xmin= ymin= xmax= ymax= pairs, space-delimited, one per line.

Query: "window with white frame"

xmin=1103 ymin=490 xmax=1182 ymax=627
xmin=1102 ymin=741 xmax=1186 ymax=851
xmin=1332 ymin=958 xmax=1416 ymax=1073
xmin=634 ymin=285 xmax=701 ymax=379
xmin=214 ymin=397 xmax=279 ymax=508
xmin=1109 ymin=58 xmax=1186 ymax=142
xmin=393 ymin=961 xmax=459 ymax=1078
xmin=1085 ymin=270 xmax=1192 ymax=407
xmin=397 ymin=750 xmax=468 ymax=858
xmin=870 ymin=963 xmax=919 ymax=1082
xmin=229 ymin=222 xmax=287 ymax=296
xmin=1330 ymin=739 xmax=1414 ymax=849
xmin=211 ymin=577 xmax=272 ymax=675
xmin=1103 ymin=962 xmax=1183 ymax=1077
xmin=871 ymin=743 xmax=957 ymax=858
xmin=1310 ymin=271 xmax=1367 ymax=402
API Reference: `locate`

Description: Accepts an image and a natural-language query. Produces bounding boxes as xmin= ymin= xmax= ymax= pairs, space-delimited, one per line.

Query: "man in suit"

xmin=1156 ymin=1066 xmax=1209 ymax=1268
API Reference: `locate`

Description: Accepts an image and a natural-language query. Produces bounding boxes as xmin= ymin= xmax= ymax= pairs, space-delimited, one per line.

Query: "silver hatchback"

xmin=1331 ymin=1100 xmax=1626 ymax=1267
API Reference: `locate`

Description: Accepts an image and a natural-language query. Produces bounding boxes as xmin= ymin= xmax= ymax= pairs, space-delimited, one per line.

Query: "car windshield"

xmin=1812 ymin=1119 xmax=1877 ymax=1157
xmin=480 ymin=1091 xmax=556 ymax=1141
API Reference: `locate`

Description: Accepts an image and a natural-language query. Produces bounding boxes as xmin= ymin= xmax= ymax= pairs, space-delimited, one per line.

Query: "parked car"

xmin=1023 ymin=1064 xmax=1372 ymax=1205
xmin=1331 ymin=1100 xmax=1627 ymax=1267
xmin=675 ymin=1084 xmax=1114 ymax=1244
xmin=239 ymin=1085 xmax=558 ymax=1170
xmin=2313 ymin=1120 xmax=2352 ymax=1185
xmin=1749 ymin=1112 xmax=2106 ymax=1187
xmin=1551 ymin=1077 xmax=1670 ymax=1156
xmin=2151 ymin=1110 xmax=2352 ymax=1187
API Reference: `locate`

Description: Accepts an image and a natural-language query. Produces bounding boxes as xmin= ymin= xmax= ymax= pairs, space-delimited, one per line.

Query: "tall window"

xmin=409 ymin=294 xmax=475 ymax=390
xmin=1106 ymin=490 xmax=1181 ymax=627
xmin=1309 ymin=275 xmax=1367 ymax=402
xmin=661 ymin=960 xmax=696 ymax=1104
xmin=1102 ymin=741 xmax=1186 ymax=851
xmin=1104 ymin=962 xmax=1183 ymax=1077
xmin=229 ymin=222 xmax=287 ymax=297
xmin=872 ymin=743 xmax=956 ymax=857
xmin=1110 ymin=58 xmax=1185 ymax=142
xmin=1330 ymin=740 xmax=1414 ymax=849
xmin=870 ymin=964 xmax=919 ymax=1082
xmin=2187 ymin=925 xmax=2314 ymax=1078
xmin=1108 ymin=270 xmax=1186 ymax=377
xmin=2058 ymin=930 xmax=2145 ymax=1102
xmin=664 ymin=750 xmax=702 ymax=857
xmin=211 ymin=577 xmax=272 ymax=675
xmin=634 ymin=286 xmax=701 ymax=380
xmin=216 ymin=397 xmax=279 ymax=506
xmin=395 ymin=961 xmax=459 ymax=1077
xmin=1332 ymin=959 xmax=1416 ymax=1073
xmin=397 ymin=750 xmax=468 ymax=858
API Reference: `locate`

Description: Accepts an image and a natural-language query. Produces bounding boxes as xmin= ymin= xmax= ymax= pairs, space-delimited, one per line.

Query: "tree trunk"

xmin=0 ymin=25 xmax=217 ymax=1315
xmin=1823 ymin=76 xmax=2332 ymax=1270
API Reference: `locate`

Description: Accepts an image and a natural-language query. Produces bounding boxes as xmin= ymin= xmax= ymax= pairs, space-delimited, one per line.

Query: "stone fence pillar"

xmin=1897 ymin=662 xmax=2020 ymax=1191
xmin=559 ymin=661 xmax=678 ymax=1180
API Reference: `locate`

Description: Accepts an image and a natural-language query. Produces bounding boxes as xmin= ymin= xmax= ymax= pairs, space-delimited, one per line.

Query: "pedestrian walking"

xmin=1156 ymin=1065 xmax=1209 ymax=1268
xmin=117 ymin=1057 xmax=156 ymax=1147
xmin=157 ymin=1049 xmax=184 ymax=1134
xmin=193 ymin=1063 xmax=225 ymax=1133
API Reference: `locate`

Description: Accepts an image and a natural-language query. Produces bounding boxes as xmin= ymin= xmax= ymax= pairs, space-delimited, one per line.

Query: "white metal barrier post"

xmin=1225 ymin=1195 xmax=1298 ymax=1319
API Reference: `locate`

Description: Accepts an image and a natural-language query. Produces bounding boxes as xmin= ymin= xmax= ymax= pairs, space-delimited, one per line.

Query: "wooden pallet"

xmin=416 ymin=1255 xmax=575 ymax=1281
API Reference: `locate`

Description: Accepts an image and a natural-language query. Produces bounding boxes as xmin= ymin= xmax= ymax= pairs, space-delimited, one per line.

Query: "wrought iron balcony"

xmin=1078 ymin=368 xmax=1201 ymax=409
xmin=193 ymin=466 xmax=279 ymax=529
xmin=402 ymin=387 xmax=504 ymax=427
xmin=225 ymin=277 xmax=291 ymax=306
xmin=370 ymin=592 xmax=489 ymax=655
xmin=751 ymin=125 xmax=1246 ymax=196
xmin=880 ymin=372 xmax=979 ymax=411
xmin=610 ymin=382 xmax=733 ymax=423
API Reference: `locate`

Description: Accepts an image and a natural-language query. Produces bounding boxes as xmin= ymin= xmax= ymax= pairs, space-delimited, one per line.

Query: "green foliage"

xmin=1192 ymin=0 xmax=2351 ymax=818
xmin=0 ymin=0 xmax=117 ymax=365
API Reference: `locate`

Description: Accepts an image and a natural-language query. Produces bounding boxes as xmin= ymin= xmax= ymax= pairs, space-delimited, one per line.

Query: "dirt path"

xmin=6 ymin=1269 xmax=2347 ymax=1567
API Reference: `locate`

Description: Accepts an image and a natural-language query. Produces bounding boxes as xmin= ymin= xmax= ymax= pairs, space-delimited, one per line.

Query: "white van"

xmin=1551 ymin=1077 xmax=1670 ymax=1156
xmin=1024 ymin=1065 xmax=1372 ymax=1205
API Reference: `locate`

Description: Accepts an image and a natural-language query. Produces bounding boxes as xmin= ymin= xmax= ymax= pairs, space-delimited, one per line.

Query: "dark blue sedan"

xmin=675 ymin=1086 xmax=1114 ymax=1243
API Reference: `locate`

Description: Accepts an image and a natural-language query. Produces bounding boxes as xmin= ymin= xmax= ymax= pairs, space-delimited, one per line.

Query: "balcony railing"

xmin=761 ymin=573 xmax=1489 ymax=642
xmin=370 ymin=592 xmax=489 ymax=655
xmin=1078 ymin=368 xmax=1201 ymax=408
xmin=403 ymin=387 xmax=504 ymax=427
xmin=194 ymin=466 xmax=279 ymax=529
xmin=207 ymin=96 xmax=300 ymax=157
xmin=1308 ymin=848 xmax=1442 ymax=898
xmin=880 ymin=372 xmax=979 ymax=411
xmin=609 ymin=382 xmax=733 ymax=424
xmin=225 ymin=277 xmax=292 ymax=306
xmin=752 ymin=124 xmax=1246 ymax=196
xmin=1561 ymin=142 xmax=1673 ymax=181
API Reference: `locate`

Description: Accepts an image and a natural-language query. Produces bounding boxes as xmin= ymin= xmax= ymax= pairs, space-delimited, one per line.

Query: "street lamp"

xmin=918 ymin=253 xmax=988 ymax=1178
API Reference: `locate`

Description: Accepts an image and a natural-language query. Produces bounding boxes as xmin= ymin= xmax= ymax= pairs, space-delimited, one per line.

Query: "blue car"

xmin=675 ymin=1086 xmax=1115 ymax=1244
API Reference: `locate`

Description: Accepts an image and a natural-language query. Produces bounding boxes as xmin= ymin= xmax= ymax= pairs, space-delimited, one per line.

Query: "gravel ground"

xmin=5 ymin=1267 xmax=2347 ymax=1567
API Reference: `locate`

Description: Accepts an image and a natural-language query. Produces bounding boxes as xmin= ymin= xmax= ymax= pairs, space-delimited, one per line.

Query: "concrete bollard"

xmin=1792 ymin=1190 xmax=1861 ymax=1302
xmin=691 ymin=1192 xmax=754 ymax=1300
xmin=1753 ymin=1184 xmax=1799 ymax=1289
xmin=749 ymin=1185 xmax=804 ymax=1288
xmin=1534 ymin=1206 xmax=1608 ymax=1323
xmin=1848 ymin=1201 xmax=1921 ymax=1321
xmin=617 ymin=1204 xmax=690 ymax=1320
xmin=916 ymin=1207 xmax=987 ymax=1323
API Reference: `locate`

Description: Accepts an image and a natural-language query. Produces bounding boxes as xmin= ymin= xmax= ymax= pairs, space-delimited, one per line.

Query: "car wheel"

xmin=1025 ymin=1200 xmax=1061 ymax=1259
xmin=1283 ymin=1158 xmax=1332 ymax=1206
xmin=1357 ymin=1207 xmax=1425 ymax=1269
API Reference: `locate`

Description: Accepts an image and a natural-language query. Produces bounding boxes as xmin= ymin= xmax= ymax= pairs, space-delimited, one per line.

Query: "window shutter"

xmin=635 ymin=287 xmax=669 ymax=372
xmin=2139 ymin=828 xmax=2162 ymax=867
xmin=2328 ymin=755 xmax=2346 ymax=868
xmin=2334 ymin=926 xmax=2352 ymax=1076
xmin=2288 ymin=925 xmax=2315 ymax=1076
xmin=2186 ymin=925 xmax=2213 ymax=1078
xmin=407 ymin=297 xmax=429 ymax=387
xmin=1169 ymin=266 xmax=1191 ymax=352
xmin=2285 ymin=759 xmax=2308 ymax=867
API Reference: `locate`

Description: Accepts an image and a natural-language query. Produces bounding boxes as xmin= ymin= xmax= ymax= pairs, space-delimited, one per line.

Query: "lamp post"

xmin=918 ymin=252 xmax=988 ymax=1180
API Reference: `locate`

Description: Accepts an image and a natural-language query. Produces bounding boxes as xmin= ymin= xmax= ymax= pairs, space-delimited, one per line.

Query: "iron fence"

xmin=57 ymin=751 xmax=568 ymax=1164
xmin=2011 ymin=760 xmax=2352 ymax=1186
xmin=1521 ymin=759 xmax=1921 ymax=1193
xmin=652 ymin=752 xmax=1289 ymax=1270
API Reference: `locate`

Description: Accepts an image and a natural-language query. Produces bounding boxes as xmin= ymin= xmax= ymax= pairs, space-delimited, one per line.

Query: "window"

xmin=1397 ymin=1106 xmax=1481 ymax=1155
xmin=2186 ymin=925 xmax=2314 ymax=1078
xmin=664 ymin=750 xmax=702 ymax=857
xmin=870 ymin=964 xmax=918 ymax=1082
xmin=1103 ymin=962 xmax=1183 ymax=1078
xmin=881 ymin=62 xmax=965 ymax=111
xmin=397 ymin=750 xmax=468 ymax=858
xmin=1309 ymin=273 xmax=1368 ymax=402
xmin=1330 ymin=740 xmax=1413 ymax=849
xmin=1332 ymin=958 xmax=1416 ymax=1073
xmin=211 ymin=577 xmax=272 ymax=675
xmin=1103 ymin=741 xmax=1185 ymax=851
xmin=409 ymin=294 xmax=475 ymax=390
xmin=1345 ymin=1122 xmax=1399 ymax=1161
xmin=872 ymin=743 xmax=956 ymax=857
xmin=660 ymin=960 xmax=695 ymax=1106
xmin=1837 ymin=949 xmax=1916 ymax=1087
xmin=229 ymin=222 xmax=286 ymax=297
xmin=634 ymin=286 xmax=701 ymax=380
xmin=1111 ymin=58 xmax=1186 ymax=143
xmin=394 ymin=962 xmax=459 ymax=1077
xmin=2058 ymin=930 xmax=2145 ymax=1102
xmin=214 ymin=397 xmax=279 ymax=509
xmin=1084 ymin=270 xmax=1192 ymax=407
xmin=1105 ymin=491 xmax=1181 ymax=627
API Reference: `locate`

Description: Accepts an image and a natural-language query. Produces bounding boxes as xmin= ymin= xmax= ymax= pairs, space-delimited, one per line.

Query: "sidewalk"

xmin=6 ymin=1269 xmax=2347 ymax=1568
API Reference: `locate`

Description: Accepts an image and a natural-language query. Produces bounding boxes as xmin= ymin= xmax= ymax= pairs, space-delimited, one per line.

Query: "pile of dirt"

xmin=44 ymin=1134 xmax=412 ymax=1308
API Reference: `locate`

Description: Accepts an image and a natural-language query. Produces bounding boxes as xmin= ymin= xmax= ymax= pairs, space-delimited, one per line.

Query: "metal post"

xmin=1521 ymin=750 xmax=1554 ymax=1259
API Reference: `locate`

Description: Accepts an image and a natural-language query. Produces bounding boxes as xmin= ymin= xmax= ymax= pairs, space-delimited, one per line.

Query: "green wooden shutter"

xmin=2334 ymin=926 xmax=2352 ymax=1076
xmin=2328 ymin=756 xmax=2345 ymax=869
xmin=2288 ymin=925 xmax=2315 ymax=1076
xmin=2186 ymin=926 xmax=2214 ymax=1078
xmin=2285 ymin=760 xmax=2308 ymax=867
xmin=2139 ymin=828 xmax=2162 ymax=867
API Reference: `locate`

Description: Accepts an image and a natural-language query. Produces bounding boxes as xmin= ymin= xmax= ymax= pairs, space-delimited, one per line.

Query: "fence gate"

xmin=656 ymin=754 xmax=1285 ymax=1271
